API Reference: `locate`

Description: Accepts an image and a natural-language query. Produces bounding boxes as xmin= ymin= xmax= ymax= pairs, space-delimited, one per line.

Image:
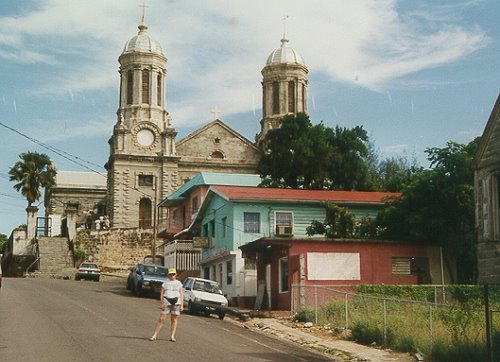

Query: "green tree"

xmin=9 ymin=152 xmax=56 ymax=206
xmin=327 ymin=125 xmax=369 ymax=190
xmin=365 ymin=138 xmax=418 ymax=192
xmin=0 ymin=233 xmax=7 ymax=254
xmin=306 ymin=202 xmax=356 ymax=238
xmin=375 ymin=138 xmax=480 ymax=283
xmin=258 ymin=113 xmax=370 ymax=190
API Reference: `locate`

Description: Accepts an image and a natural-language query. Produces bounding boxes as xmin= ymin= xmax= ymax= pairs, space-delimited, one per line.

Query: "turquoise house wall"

xmin=201 ymin=196 xmax=384 ymax=253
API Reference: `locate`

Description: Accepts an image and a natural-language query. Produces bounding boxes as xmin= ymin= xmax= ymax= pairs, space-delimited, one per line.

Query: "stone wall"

xmin=477 ymin=241 xmax=500 ymax=284
xmin=75 ymin=228 xmax=155 ymax=271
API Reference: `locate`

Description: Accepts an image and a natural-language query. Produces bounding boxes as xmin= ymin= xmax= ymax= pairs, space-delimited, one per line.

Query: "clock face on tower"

xmin=132 ymin=124 xmax=159 ymax=150
xmin=136 ymin=128 xmax=155 ymax=146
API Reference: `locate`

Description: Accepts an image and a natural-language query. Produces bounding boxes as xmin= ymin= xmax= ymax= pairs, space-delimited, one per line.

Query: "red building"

xmin=241 ymin=238 xmax=447 ymax=311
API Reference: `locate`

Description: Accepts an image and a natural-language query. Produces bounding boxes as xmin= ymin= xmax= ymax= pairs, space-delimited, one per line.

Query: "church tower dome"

xmin=265 ymin=37 xmax=305 ymax=66
xmin=257 ymin=36 xmax=309 ymax=146
xmin=123 ymin=20 xmax=164 ymax=55
xmin=106 ymin=17 xmax=178 ymax=229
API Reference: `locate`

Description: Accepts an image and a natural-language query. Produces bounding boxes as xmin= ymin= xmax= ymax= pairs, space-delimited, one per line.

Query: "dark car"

xmin=126 ymin=263 xmax=168 ymax=296
xmin=75 ymin=263 xmax=100 ymax=281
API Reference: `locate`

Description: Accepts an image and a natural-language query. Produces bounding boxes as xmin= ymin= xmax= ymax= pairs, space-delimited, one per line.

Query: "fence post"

xmin=383 ymin=299 xmax=387 ymax=347
xmin=429 ymin=304 xmax=433 ymax=356
xmin=344 ymin=293 xmax=349 ymax=338
xmin=314 ymin=286 xmax=318 ymax=324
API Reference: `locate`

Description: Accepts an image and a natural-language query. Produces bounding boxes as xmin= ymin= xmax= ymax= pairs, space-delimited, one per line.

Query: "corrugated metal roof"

xmin=210 ymin=185 xmax=399 ymax=204
xmin=158 ymin=172 xmax=261 ymax=206
xmin=55 ymin=171 xmax=107 ymax=189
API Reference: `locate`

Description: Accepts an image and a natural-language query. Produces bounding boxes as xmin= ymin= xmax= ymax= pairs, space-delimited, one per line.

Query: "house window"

xmin=172 ymin=209 xmax=179 ymax=226
xmin=210 ymin=220 xmax=215 ymax=238
xmin=279 ymin=257 xmax=289 ymax=293
xmin=139 ymin=198 xmax=152 ymax=228
xmin=392 ymin=257 xmax=411 ymax=275
xmin=226 ymin=260 xmax=233 ymax=285
xmin=275 ymin=211 xmax=293 ymax=235
xmin=127 ymin=70 xmax=133 ymax=104
xmin=202 ymin=223 xmax=209 ymax=238
xmin=138 ymin=174 xmax=154 ymax=187
xmin=157 ymin=73 xmax=162 ymax=106
xmin=192 ymin=195 xmax=199 ymax=215
xmin=142 ymin=69 xmax=150 ymax=104
xmin=222 ymin=217 xmax=227 ymax=237
xmin=392 ymin=257 xmax=430 ymax=284
xmin=288 ymin=81 xmax=295 ymax=113
xmin=272 ymin=81 xmax=279 ymax=114
xmin=244 ymin=212 xmax=260 ymax=233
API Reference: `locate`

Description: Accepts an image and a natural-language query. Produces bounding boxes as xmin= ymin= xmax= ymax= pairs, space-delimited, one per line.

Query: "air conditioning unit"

xmin=276 ymin=225 xmax=293 ymax=236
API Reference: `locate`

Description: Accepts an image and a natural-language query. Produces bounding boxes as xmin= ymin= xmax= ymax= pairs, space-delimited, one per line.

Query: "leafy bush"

xmin=351 ymin=321 xmax=384 ymax=345
xmin=73 ymin=248 xmax=86 ymax=262
xmin=293 ymin=307 xmax=315 ymax=323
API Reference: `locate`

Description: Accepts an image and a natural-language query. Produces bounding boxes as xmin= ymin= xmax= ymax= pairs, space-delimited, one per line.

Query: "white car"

xmin=182 ymin=277 xmax=228 ymax=320
xmin=75 ymin=262 xmax=100 ymax=282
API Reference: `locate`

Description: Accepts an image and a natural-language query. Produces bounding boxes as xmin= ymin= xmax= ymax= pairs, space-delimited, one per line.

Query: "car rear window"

xmin=143 ymin=265 xmax=167 ymax=276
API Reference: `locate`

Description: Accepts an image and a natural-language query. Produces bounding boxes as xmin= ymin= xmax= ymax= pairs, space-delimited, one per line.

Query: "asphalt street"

xmin=0 ymin=277 xmax=335 ymax=362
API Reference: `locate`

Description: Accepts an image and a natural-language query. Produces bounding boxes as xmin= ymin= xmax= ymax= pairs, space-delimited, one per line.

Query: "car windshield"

xmin=81 ymin=263 xmax=98 ymax=269
xmin=193 ymin=280 xmax=222 ymax=294
xmin=143 ymin=265 xmax=167 ymax=277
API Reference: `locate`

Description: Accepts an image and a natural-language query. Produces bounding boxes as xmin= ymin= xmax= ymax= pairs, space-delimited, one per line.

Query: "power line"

xmin=0 ymin=121 xmax=106 ymax=176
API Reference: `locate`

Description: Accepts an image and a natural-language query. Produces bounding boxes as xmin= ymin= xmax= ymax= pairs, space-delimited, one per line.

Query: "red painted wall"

xmin=265 ymin=241 xmax=434 ymax=310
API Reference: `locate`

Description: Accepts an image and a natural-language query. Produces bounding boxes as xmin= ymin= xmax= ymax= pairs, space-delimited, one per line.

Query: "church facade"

xmin=45 ymin=17 xmax=309 ymax=236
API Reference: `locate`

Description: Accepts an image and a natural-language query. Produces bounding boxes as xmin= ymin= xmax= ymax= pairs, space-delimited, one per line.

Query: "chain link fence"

xmin=291 ymin=284 xmax=500 ymax=360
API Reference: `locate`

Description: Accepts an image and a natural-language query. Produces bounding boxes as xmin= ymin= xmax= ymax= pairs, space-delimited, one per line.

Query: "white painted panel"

xmin=307 ymin=252 xmax=360 ymax=280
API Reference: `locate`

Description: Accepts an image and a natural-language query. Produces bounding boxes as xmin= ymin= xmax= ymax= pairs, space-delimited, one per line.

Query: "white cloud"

xmin=0 ymin=0 xmax=491 ymax=126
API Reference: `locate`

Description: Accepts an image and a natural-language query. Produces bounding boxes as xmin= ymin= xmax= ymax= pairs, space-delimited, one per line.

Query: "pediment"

xmin=176 ymin=120 xmax=261 ymax=163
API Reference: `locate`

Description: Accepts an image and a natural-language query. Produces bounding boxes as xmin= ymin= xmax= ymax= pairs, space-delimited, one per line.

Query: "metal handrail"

xmin=26 ymin=257 xmax=40 ymax=275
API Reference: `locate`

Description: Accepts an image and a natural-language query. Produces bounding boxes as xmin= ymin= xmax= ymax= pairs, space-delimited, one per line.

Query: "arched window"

xmin=157 ymin=73 xmax=162 ymax=106
xmin=142 ymin=69 xmax=150 ymax=104
xmin=211 ymin=151 xmax=224 ymax=159
xmin=272 ymin=82 xmax=280 ymax=115
xmin=127 ymin=70 xmax=133 ymax=104
xmin=288 ymin=81 xmax=295 ymax=113
xmin=139 ymin=198 xmax=152 ymax=228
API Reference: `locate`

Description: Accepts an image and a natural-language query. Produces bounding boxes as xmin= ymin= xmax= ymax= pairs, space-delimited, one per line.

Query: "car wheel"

xmin=218 ymin=312 xmax=225 ymax=320
xmin=75 ymin=276 xmax=80 ymax=281
xmin=94 ymin=277 xmax=100 ymax=282
xmin=188 ymin=302 xmax=196 ymax=315
xmin=126 ymin=278 xmax=132 ymax=290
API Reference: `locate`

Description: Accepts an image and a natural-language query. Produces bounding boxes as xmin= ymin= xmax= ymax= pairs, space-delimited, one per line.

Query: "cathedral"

xmin=45 ymin=16 xmax=309 ymax=232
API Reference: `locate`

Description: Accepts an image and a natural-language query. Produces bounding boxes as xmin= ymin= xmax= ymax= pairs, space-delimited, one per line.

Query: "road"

xmin=0 ymin=277 xmax=334 ymax=362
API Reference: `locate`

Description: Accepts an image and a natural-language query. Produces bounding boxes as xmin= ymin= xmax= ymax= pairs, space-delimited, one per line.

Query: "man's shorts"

xmin=161 ymin=303 xmax=181 ymax=316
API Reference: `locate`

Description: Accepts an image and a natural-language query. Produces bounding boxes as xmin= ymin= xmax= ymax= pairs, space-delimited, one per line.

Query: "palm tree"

xmin=9 ymin=152 xmax=56 ymax=206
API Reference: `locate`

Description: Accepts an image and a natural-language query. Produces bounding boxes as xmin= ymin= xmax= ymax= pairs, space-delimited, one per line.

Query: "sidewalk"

xmin=226 ymin=308 xmax=416 ymax=361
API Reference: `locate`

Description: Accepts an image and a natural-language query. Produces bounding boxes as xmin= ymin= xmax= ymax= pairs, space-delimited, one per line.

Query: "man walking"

xmin=149 ymin=268 xmax=183 ymax=342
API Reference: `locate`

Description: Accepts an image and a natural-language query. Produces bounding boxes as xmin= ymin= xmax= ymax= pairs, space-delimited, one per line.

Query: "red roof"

xmin=210 ymin=186 xmax=399 ymax=204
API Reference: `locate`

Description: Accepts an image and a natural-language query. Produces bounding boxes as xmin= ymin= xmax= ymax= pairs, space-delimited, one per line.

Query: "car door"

xmin=182 ymin=278 xmax=194 ymax=306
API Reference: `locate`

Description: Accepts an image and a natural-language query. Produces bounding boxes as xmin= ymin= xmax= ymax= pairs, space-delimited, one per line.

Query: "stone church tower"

xmin=45 ymin=20 xmax=309 ymax=234
xmin=257 ymin=36 xmax=309 ymax=145
xmin=106 ymin=18 xmax=178 ymax=229
xmin=105 ymin=18 xmax=262 ymax=229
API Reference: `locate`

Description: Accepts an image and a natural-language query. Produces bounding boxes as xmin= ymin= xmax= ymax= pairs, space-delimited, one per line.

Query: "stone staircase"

xmin=32 ymin=236 xmax=75 ymax=278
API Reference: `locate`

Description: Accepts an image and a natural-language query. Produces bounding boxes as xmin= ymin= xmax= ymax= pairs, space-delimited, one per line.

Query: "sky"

xmin=0 ymin=0 xmax=498 ymax=235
